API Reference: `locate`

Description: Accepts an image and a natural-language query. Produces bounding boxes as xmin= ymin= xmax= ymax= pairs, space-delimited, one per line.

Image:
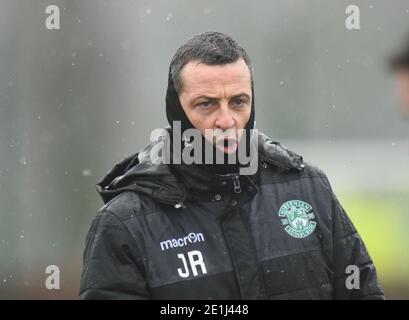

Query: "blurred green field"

xmin=339 ymin=192 xmax=409 ymax=299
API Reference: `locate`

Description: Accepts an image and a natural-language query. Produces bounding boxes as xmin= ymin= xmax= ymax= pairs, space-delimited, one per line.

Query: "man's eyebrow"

xmin=191 ymin=94 xmax=217 ymax=101
xmin=231 ymin=92 xmax=251 ymax=100
xmin=192 ymin=92 xmax=251 ymax=101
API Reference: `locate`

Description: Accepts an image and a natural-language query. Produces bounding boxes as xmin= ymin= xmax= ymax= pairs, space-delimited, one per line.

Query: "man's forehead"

xmin=180 ymin=59 xmax=251 ymax=91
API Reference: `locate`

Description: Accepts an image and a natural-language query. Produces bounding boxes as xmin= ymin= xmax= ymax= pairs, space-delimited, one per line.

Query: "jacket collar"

xmin=96 ymin=128 xmax=304 ymax=206
xmin=257 ymin=132 xmax=304 ymax=171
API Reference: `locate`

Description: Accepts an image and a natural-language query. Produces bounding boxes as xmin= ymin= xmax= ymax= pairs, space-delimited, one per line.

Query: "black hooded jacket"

xmin=79 ymin=129 xmax=384 ymax=300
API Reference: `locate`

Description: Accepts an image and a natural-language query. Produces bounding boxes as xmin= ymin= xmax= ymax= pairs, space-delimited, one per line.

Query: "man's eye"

xmin=232 ymin=98 xmax=246 ymax=107
xmin=196 ymin=101 xmax=214 ymax=109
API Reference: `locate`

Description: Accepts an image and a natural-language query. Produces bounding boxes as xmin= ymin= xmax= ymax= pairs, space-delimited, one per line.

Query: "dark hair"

xmin=170 ymin=31 xmax=253 ymax=93
xmin=390 ymin=51 xmax=409 ymax=71
xmin=390 ymin=34 xmax=409 ymax=71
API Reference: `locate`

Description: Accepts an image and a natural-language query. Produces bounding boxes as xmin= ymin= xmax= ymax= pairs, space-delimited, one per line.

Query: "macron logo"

xmin=160 ymin=232 xmax=205 ymax=251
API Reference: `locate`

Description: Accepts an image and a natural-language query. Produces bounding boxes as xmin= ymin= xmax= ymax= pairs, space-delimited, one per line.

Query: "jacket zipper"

xmin=233 ymin=175 xmax=242 ymax=193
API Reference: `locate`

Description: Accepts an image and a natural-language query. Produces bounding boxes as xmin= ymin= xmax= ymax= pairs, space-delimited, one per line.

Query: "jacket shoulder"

xmin=258 ymin=134 xmax=329 ymax=182
xmin=257 ymin=133 xmax=330 ymax=185
xmin=299 ymin=162 xmax=330 ymax=181
xmin=99 ymin=191 xmax=160 ymax=222
xmin=260 ymin=150 xmax=332 ymax=188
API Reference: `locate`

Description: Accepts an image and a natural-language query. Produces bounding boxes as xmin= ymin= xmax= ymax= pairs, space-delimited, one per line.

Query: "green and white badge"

xmin=278 ymin=200 xmax=317 ymax=238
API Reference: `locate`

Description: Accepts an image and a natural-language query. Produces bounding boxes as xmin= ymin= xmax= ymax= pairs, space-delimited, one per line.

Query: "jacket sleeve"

xmin=79 ymin=210 xmax=151 ymax=299
xmin=330 ymin=191 xmax=385 ymax=300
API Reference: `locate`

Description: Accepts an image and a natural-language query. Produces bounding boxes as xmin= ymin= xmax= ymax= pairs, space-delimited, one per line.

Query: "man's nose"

xmin=215 ymin=105 xmax=235 ymax=130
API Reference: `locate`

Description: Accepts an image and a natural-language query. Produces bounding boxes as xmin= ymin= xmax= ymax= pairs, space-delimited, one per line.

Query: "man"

xmin=391 ymin=35 xmax=409 ymax=116
xmin=79 ymin=32 xmax=384 ymax=299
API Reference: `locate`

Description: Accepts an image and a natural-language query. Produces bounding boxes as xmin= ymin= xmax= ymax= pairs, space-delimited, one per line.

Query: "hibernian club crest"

xmin=278 ymin=200 xmax=317 ymax=238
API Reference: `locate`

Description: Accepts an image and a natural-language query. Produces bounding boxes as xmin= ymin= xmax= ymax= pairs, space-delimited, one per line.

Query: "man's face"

xmin=396 ymin=69 xmax=409 ymax=115
xmin=178 ymin=58 xmax=252 ymax=154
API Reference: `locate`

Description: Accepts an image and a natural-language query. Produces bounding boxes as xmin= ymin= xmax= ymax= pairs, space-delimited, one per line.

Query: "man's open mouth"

xmin=215 ymin=137 xmax=238 ymax=154
xmin=224 ymin=138 xmax=235 ymax=148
